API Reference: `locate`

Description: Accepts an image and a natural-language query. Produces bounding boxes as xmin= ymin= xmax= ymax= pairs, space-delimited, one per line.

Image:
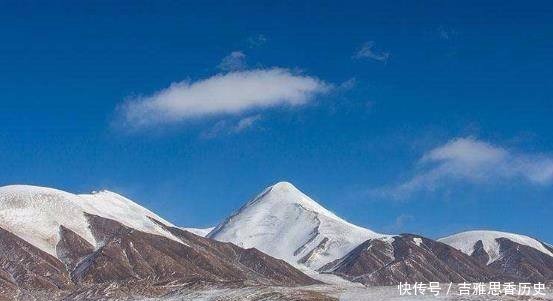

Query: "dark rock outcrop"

xmin=0 ymin=227 xmax=74 ymax=301
xmin=485 ymin=238 xmax=553 ymax=283
xmin=469 ymin=240 xmax=490 ymax=265
xmin=321 ymin=234 xmax=495 ymax=285
xmin=68 ymin=214 xmax=318 ymax=288
xmin=56 ymin=226 xmax=95 ymax=271
xmin=153 ymin=218 xmax=321 ymax=287
xmin=0 ymin=214 xmax=319 ymax=300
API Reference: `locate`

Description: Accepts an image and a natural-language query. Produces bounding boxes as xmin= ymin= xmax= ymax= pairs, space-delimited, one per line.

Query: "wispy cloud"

xmin=234 ymin=114 xmax=262 ymax=132
xmin=247 ymin=34 xmax=267 ymax=48
xmin=338 ymin=78 xmax=357 ymax=90
xmin=218 ymin=51 xmax=247 ymax=71
xmin=200 ymin=114 xmax=262 ymax=139
xmin=375 ymin=137 xmax=553 ymax=200
xmin=118 ymin=68 xmax=331 ymax=129
xmin=353 ymin=41 xmax=390 ymax=63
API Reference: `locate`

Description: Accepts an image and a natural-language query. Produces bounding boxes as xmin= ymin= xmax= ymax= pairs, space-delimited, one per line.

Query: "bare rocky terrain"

xmin=0 ymin=214 xmax=318 ymax=301
xmin=321 ymin=234 xmax=553 ymax=287
xmin=473 ymin=238 xmax=553 ymax=283
xmin=320 ymin=234 xmax=496 ymax=285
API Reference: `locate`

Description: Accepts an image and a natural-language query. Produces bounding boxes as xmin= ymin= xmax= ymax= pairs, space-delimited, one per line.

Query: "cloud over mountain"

xmin=353 ymin=41 xmax=390 ymax=63
xmin=119 ymin=68 xmax=330 ymax=128
xmin=218 ymin=51 xmax=247 ymax=71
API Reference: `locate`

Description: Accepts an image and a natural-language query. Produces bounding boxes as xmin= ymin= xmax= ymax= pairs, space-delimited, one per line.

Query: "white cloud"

xmin=234 ymin=114 xmax=262 ymax=132
xmin=218 ymin=51 xmax=247 ymax=71
xmin=353 ymin=41 xmax=390 ymax=63
xmin=378 ymin=137 xmax=553 ymax=200
xmin=120 ymin=68 xmax=330 ymax=128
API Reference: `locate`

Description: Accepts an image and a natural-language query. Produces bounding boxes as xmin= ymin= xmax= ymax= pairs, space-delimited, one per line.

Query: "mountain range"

xmin=0 ymin=182 xmax=551 ymax=300
xmin=0 ymin=185 xmax=317 ymax=301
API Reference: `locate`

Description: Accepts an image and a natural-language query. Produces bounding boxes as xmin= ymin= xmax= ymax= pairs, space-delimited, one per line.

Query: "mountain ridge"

xmin=0 ymin=184 xmax=180 ymax=257
xmin=1 ymin=181 xmax=552 ymax=300
xmin=0 ymin=184 xmax=321 ymax=300
xmin=207 ymin=181 xmax=553 ymax=285
xmin=208 ymin=181 xmax=384 ymax=270
xmin=320 ymin=234 xmax=497 ymax=285
xmin=439 ymin=230 xmax=553 ymax=283
xmin=439 ymin=230 xmax=553 ymax=263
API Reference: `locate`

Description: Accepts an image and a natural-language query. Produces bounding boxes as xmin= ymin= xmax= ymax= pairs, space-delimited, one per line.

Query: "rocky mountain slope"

xmin=0 ymin=227 xmax=74 ymax=300
xmin=1 ymin=182 xmax=552 ymax=300
xmin=208 ymin=182 xmax=382 ymax=270
xmin=0 ymin=185 xmax=318 ymax=300
xmin=319 ymin=234 xmax=496 ymax=285
xmin=439 ymin=230 xmax=553 ymax=283
xmin=208 ymin=182 xmax=553 ymax=285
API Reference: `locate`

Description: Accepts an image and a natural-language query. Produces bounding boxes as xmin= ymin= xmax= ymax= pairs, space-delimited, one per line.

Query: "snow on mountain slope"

xmin=78 ymin=190 xmax=179 ymax=241
xmin=439 ymin=230 xmax=553 ymax=264
xmin=0 ymin=185 xmax=97 ymax=257
xmin=181 ymin=226 xmax=215 ymax=237
xmin=208 ymin=181 xmax=382 ymax=270
xmin=0 ymin=185 xmax=179 ymax=257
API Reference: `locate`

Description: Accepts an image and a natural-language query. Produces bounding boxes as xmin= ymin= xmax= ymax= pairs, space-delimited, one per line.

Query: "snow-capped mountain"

xmin=0 ymin=185 xmax=97 ymax=257
xmin=0 ymin=185 xmax=178 ymax=257
xmin=439 ymin=230 xmax=553 ymax=282
xmin=0 ymin=184 xmax=319 ymax=300
xmin=321 ymin=234 xmax=495 ymax=285
xmin=439 ymin=230 xmax=553 ymax=264
xmin=2 ymin=182 xmax=552 ymax=300
xmin=208 ymin=181 xmax=383 ymax=269
xmin=78 ymin=190 xmax=177 ymax=238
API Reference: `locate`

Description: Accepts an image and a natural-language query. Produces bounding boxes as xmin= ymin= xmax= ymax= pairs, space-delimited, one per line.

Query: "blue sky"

xmin=1 ymin=1 xmax=552 ymax=241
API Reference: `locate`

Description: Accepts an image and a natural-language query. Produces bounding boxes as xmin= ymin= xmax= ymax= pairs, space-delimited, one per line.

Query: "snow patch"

xmin=439 ymin=230 xmax=553 ymax=264
xmin=181 ymin=226 xmax=215 ymax=237
xmin=378 ymin=236 xmax=396 ymax=244
xmin=78 ymin=190 xmax=180 ymax=242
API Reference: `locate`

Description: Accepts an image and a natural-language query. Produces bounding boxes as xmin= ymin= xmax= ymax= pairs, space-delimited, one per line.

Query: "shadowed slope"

xmin=321 ymin=234 xmax=495 ymax=285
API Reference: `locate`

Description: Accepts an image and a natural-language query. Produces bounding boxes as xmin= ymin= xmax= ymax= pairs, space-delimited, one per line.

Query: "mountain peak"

xmin=0 ymin=184 xmax=178 ymax=257
xmin=0 ymin=184 xmax=73 ymax=197
xmin=248 ymin=181 xmax=340 ymax=221
xmin=0 ymin=184 xmax=97 ymax=257
xmin=209 ymin=182 xmax=381 ymax=269
xmin=270 ymin=181 xmax=296 ymax=190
